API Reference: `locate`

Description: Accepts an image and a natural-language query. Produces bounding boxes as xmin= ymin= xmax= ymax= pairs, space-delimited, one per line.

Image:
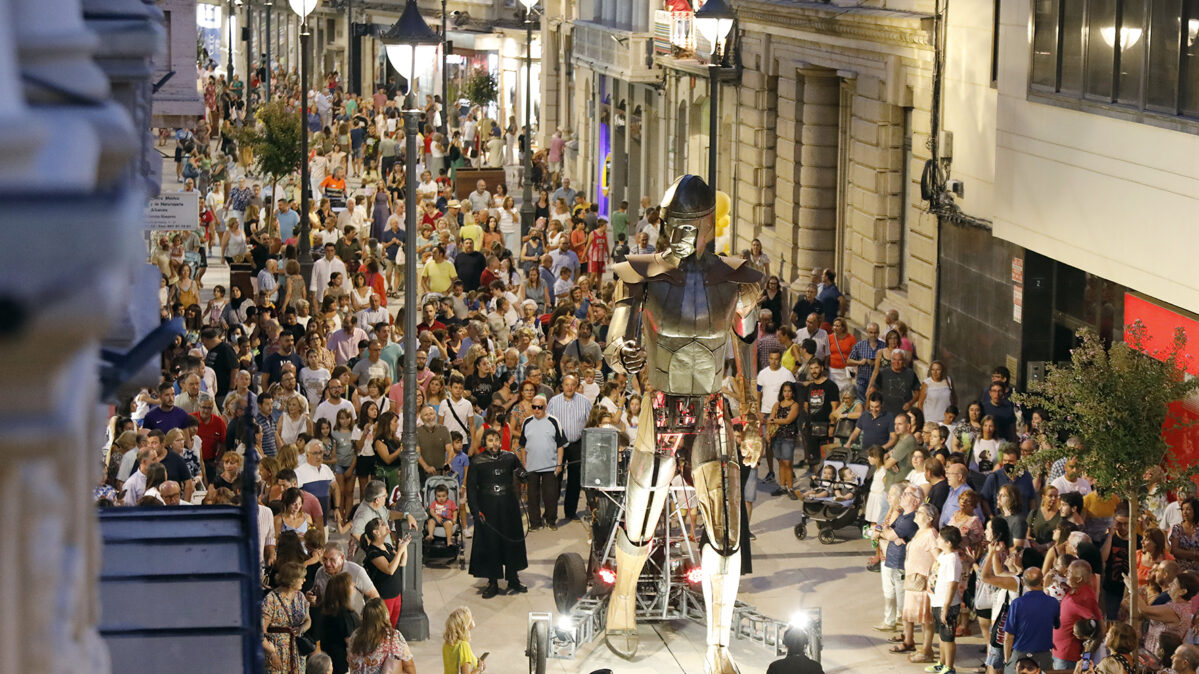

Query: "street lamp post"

xmin=380 ymin=0 xmax=439 ymax=641
xmin=518 ymin=0 xmax=537 ymax=241
xmin=264 ymin=0 xmax=272 ymax=101
xmin=693 ymin=0 xmax=734 ymax=190
xmin=291 ymin=0 xmax=318 ymax=264
xmin=441 ymin=0 xmax=448 ymax=134
xmin=227 ymin=0 xmax=235 ymax=83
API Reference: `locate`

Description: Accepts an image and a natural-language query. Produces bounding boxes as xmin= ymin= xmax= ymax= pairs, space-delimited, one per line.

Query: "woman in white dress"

xmin=916 ymin=360 xmax=956 ymax=426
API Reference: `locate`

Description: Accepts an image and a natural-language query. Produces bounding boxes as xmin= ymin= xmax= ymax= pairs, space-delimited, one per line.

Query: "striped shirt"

xmin=546 ymin=392 xmax=592 ymax=443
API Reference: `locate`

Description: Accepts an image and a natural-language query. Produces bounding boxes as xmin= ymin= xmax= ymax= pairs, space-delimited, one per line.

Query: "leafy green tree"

xmin=235 ymin=99 xmax=305 ymax=222
xmin=462 ymin=69 xmax=498 ymax=109
xmin=1014 ymin=321 xmax=1199 ymax=625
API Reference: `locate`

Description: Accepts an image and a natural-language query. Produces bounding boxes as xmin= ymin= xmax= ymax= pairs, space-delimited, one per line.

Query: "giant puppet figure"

xmin=602 ymin=175 xmax=763 ymax=674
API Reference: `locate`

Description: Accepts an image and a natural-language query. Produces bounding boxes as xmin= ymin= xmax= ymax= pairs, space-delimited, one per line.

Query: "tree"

xmin=235 ymin=99 xmax=305 ymax=221
xmin=1014 ymin=320 xmax=1199 ymax=626
xmin=462 ymin=69 xmax=498 ymax=110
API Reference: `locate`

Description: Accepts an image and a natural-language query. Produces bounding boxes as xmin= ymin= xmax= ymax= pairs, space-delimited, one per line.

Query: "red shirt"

xmin=193 ymin=412 xmax=228 ymax=461
xmin=1052 ymin=584 xmax=1101 ymax=660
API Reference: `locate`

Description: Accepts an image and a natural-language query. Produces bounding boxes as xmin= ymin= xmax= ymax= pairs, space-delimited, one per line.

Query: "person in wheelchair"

xmin=425 ymin=484 xmax=458 ymax=542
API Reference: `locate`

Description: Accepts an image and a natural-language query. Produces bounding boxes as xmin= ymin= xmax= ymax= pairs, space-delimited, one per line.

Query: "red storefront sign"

xmin=1123 ymin=294 xmax=1199 ymax=470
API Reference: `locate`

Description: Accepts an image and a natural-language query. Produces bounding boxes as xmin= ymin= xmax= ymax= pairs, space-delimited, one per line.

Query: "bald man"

xmin=1003 ymin=567 xmax=1059 ymax=673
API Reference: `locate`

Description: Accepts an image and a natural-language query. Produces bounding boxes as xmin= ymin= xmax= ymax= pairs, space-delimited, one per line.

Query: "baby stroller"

xmin=793 ymin=445 xmax=871 ymax=544
xmin=421 ymin=475 xmax=465 ymax=569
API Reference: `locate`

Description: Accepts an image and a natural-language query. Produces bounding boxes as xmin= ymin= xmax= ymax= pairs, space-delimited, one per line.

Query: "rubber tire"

xmin=527 ymin=620 xmax=548 ymax=674
xmin=553 ymin=552 xmax=588 ymax=614
xmin=818 ymin=530 xmax=836 ymax=545
xmin=794 ymin=522 xmax=807 ymax=540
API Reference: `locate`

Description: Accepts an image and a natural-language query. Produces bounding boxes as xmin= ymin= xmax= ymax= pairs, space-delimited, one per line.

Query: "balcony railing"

xmin=571 ymin=20 xmax=658 ymax=82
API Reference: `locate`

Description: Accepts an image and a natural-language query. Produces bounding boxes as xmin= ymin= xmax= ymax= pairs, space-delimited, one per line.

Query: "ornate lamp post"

xmin=518 ymin=0 xmax=537 ymax=241
xmin=289 ymin=0 xmax=318 ymax=263
xmin=264 ymin=0 xmax=272 ymax=101
xmin=380 ymin=0 xmax=439 ymax=640
xmin=693 ymin=0 xmax=734 ymax=190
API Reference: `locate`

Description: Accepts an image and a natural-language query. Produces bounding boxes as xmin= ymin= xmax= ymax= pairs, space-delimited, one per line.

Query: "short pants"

xmin=771 ymin=436 xmax=797 ymax=462
xmin=932 ymin=604 xmax=961 ymax=643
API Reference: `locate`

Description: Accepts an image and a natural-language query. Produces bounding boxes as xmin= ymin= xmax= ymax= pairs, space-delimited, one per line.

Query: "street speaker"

xmin=581 ymin=428 xmax=620 ymax=490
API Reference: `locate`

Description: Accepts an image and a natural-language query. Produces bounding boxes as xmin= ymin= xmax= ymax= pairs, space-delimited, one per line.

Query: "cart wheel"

xmin=527 ymin=620 xmax=548 ymax=674
xmin=793 ymin=522 xmax=807 ymax=540
xmin=553 ymin=552 xmax=588 ymax=614
xmin=818 ymin=530 xmax=836 ymax=545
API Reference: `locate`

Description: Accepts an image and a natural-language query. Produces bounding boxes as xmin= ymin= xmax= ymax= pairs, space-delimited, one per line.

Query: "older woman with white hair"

xmin=900 ymin=503 xmax=941 ymax=664
xmin=295 ymin=438 xmax=340 ymax=521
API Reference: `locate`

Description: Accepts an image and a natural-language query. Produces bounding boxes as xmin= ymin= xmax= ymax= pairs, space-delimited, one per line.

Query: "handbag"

xmin=832 ymin=334 xmax=855 ymax=378
xmin=808 ymin=421 xmax=830 ymax=438
xmin=903 ymin=572 xmax=928 ymax=592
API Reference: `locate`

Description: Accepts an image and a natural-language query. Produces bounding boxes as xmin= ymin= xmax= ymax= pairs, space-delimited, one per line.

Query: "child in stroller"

xmin=422 ymin=474 xmax=466 ymax=568
xmin=794 ymin=451 xmax=870 ymax=544
xmin=425 ymin=483 xmax=458 ymax=541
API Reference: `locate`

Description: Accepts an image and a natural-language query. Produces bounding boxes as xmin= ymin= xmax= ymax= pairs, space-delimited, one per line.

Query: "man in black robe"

xmin=466 ymin=428 xmax=529 ymax=597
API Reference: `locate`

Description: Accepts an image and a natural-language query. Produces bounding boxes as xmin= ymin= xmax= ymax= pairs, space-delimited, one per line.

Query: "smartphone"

xmin=479 ymin=652 xmax=490 ymax=662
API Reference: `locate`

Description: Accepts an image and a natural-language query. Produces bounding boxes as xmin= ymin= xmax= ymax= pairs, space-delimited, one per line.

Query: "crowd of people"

xmin=751 ymin=300 xmax=1199 ymax=674
xmin=109 ymin=61 xmax=1199 ymax=674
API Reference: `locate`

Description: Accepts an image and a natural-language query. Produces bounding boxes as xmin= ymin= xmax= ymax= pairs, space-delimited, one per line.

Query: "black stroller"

xmin=420 ymin=475 xmax=466 ymax=569
xmin=793 ymin=445 xmax=871 ymax=544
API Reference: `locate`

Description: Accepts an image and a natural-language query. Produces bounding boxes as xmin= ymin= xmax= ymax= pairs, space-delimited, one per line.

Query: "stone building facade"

xmin=546 ymin=0 xmax=941 ymax=362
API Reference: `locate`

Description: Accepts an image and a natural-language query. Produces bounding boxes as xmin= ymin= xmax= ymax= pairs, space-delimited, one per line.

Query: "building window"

xmin=991 ymin=0 xmax=1002 ymax=86
xmin=1029 ymin=0 xmax=1199 ymax=125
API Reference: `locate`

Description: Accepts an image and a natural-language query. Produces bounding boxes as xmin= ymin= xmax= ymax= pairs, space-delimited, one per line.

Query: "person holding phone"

xmin=442 ymin=607 xmax=487 ymax=674
xmin=360 ymin=517 xmax=409 ymax=628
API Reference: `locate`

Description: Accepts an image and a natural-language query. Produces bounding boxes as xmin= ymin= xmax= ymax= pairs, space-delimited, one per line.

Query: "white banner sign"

xmin=144 ymin=191 xmax=200 ymax=231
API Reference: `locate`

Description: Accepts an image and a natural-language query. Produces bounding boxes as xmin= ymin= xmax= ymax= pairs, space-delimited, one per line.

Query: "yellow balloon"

xmin=715 ymin=190 xmax=731 ymax=221
xmin=715 ymin=214 xmax=729 ymax=234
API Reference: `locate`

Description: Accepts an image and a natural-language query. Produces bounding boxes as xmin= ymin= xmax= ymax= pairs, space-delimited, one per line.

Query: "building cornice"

xmin=736 ymin=0 xmax=933 ymax=49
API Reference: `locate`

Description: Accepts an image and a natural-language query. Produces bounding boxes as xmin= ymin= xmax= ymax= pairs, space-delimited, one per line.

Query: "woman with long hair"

xmin=373 ymin=412 xmax=402 ymax=493
xmin=315 ymin=572 xmax=360 ymax=674
xmin=360 ymin=517 xmax=409 ymax=628
xmin=765 ymin=381 xmax=801 ymax=498
xmin=275 ymin=487 xmax=313 ymax=538
xmin=482 ymin=216 xmax=503 ymax=253
xmin=950 ymin=401 xmax=985 ymax=456
xmin=442 ymin=607 xmax=485 ymax=674
xmin=261 ymin=561 xmax=312 ymax=674
xmin=524 ymin=267 xmax=551 ymax=315
xmin=900 ymin=503 xmax=940 ymax=664
xmin=347 ymin=597 xmax=415 ymax=674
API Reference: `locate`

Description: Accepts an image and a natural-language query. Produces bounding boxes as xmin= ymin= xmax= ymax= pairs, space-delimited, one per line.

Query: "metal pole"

xmin=441 ymin=0 xmax=448 ymax=133
xmin=299 ymin=23 xmax=311 ymax=262
xmin=245 ymin=6 xmax=253 ymax=105
xmin=227 ymin=0 xmax=234 ymax=83
xmin=346 ymin=0 xmax=353 ymax=95
xmin=708 ymin=62 xmax=717 ymax=190
xmin=398 ymin=90 xmax=431 ymax=641
xmin=519 ymin=12 xmax=535 ymax=241
xmin=265 ymin=1 xmax=272 ymax=101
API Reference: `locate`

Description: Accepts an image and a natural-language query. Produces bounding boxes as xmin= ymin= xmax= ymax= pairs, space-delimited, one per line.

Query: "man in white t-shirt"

xmin=1049 ymin=457 xmax=1092 ymax=496
xmin=314 ymin=378 xmax=356 ymax=426
xmin=439 ymin=375 xmax=475 ymax=451
xmin=795 ymin=312 xmax=831 ymax=362
xmin=757 ymin=350 xmax=796 ymax=415
xmin=296 ymin=439 xmax=340 ymax=518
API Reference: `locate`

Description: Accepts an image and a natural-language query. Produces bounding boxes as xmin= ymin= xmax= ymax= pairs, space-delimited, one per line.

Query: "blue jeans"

xmin=771 ymin=436 xmax=797 ymax=463
xmin=1053 ymin=658 xmax=1076 ymax=671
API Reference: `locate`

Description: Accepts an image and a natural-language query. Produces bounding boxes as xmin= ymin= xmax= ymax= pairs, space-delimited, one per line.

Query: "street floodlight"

xmin=693 ymin=0 xmax=734 ymax=57
xmin=381 ymin=0 xmax=441 ymax=95
xmin=288 ymin=0 xmax=318 ymax=20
